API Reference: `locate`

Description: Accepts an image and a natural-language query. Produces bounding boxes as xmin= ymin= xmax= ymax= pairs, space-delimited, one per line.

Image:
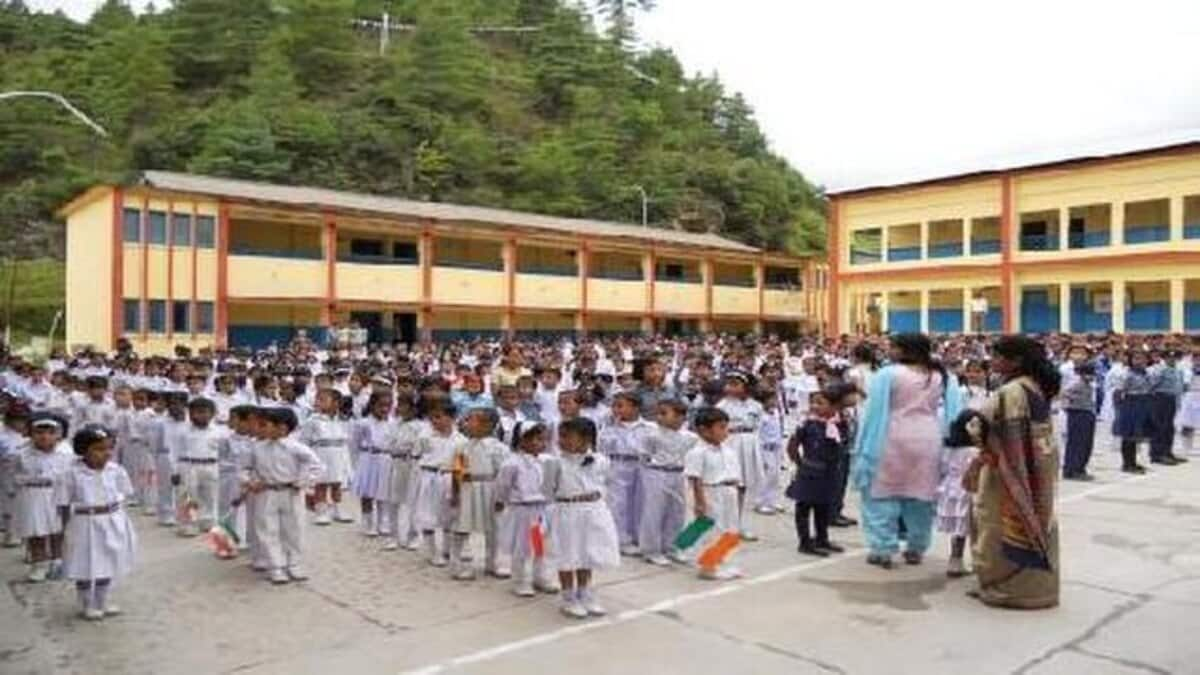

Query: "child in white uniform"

xmin=241 ymin=407 xmax=323 ymax=584
xmin=59 ymin=425 xmax=138 ymax=620
xmin=638 ymin=399 xmax=695 ymax=566
xmin=413 ymin=402 xmax=465 ymax=566
xmin=300 ymin=389 xmax=353 ymax=526
xmin=545 ymin=417 xmax=619 ymax=618
xmin=716 ymin=373 xmax=764 ymax=541
xmin=684 ymin=407 xmax=743 ymax=581
xmin=495 ymin=422 xmax=560 ymax=597
xmin=449 ymin=407 xmax=508 ymax=579
xmin=351 ymin=392 xmax=394 ymax=537
xmin=172 ymin=398 xmax=228 ymax=537
xmin=391 ymin=398 xmax=427 ymax=551
xmin=0 ymin=405 xmax=29 ymax=548
xmin=596 ymin=392 xmax=652 ymax=555
xmin=756 ymin=391 xmax=785 ymax=514
xmin=14 ymin=413 xmax=74 ymax=581
xmin=124 ymin=389 xmax=157 ymax=510
xmin=156 ymin=393 xmax=188 ymax=526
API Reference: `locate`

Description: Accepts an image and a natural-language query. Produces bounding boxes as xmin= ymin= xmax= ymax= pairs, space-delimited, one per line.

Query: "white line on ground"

xmin=401 ymin=472 xmax=1156 ymax=675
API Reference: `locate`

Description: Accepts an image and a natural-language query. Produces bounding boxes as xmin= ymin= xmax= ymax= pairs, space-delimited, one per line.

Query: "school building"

xmin=827 ymin=136 xmax=1200 ymax=335
xmin=59 ymin=171 xmax=827 ymax=354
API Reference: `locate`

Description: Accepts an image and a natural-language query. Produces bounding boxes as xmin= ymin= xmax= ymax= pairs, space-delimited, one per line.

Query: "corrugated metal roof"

xmin=136 ymin=171 xmax=763 ymax=254
xmin=827 ymin=128 xmax=1200 ymax=197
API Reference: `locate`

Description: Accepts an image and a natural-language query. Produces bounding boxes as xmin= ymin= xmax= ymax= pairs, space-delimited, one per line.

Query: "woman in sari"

xmin=965 ymin=335 xmax=1061 ymax=609
xmin=853 ymin=334 xmax=962 ymax=569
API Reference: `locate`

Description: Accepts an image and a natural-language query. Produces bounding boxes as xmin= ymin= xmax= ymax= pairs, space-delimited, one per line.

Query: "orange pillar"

xmin=322 ymin=214 xmax=337 ymax=327
xmin=215 ymin=203 xmax=230 ymax=349
xmin=1000 ymin=176 xmax=1015 ymax=333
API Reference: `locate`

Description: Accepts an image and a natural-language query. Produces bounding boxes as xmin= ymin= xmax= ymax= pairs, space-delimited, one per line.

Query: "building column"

xmin=503 ymin=238 xmax=516 ymax=338
xmin=999 ymin=175 xmax=1016 ymax=332
xmin=1171 ymin=195 xmax=1185 ymax=241
xmin=321 ymin=214 xmax=337 ymax=327
xmin=962 ymin=287 xmax=973 ymax=334
xmin=215 ymin=202 xmax=230 ymax=349
xmin=1170 ymin=278 xmax=1185 ymax=333
xmin=1059 ymin=208 xmax=1070 ymax=251
xmin=963 ymin=218 xmax=974 ymax=257
xmin=419 ymin=224 xmax=434 ymax=343
xmin=1111 ymin=279 xmax=1127 ymax=333
xmin=1112 ymin=200 xmax=1125 ymax=246
xmin=577 ymin=243 xmax=589 ymax=337
xmin=880 ymin=225 xmax=891 ymax=263
xmin=574 ymin=312 xmax=586 ymax=336
xmin=918 ymin=289 xmax=930 ymax=333
xmin=702 ymin=258 xmax=714 ymax=330
xmin=878 ymin=293 xmax=890 ymax=334
xmin=642 ymin=250 xmax=656 ymax=332
xmin=755 ymin=259 xmax=765 ymax=329
xmin=919 ymin=221 xmax=930 ymax=259
xmin=1059 ymin=283 xmax=1071 ymax=333
xmin=108 ymin=187 xmax=125 ymax=351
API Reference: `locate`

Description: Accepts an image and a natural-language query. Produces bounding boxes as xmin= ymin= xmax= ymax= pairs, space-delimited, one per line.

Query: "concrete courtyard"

xmin=2 ymin=432 xmax=1198 ymax=675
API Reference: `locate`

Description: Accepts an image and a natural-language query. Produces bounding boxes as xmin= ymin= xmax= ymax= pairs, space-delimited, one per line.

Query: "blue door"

xmin=1020 ymin=290 xmax=1056 ymax=333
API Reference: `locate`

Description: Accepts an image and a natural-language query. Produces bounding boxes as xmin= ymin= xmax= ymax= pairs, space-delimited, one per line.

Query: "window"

xmin=122 ymin=208 xmax=141 ymax=243
xmin=147 ymin=211 xmax=167 ymax=245
xmin=196 ymin=301 xmax=214 ymax=333
xmin=173 ymin=301 xmax=191 ymax=333
xmin=393 ymin=241 xmax=419 ymax=262
xmin=123 ymin=299 xmax=140 ymax=332
xmin=350 ymin=239 xmax=384 ymax=257
xmin=148 ymin=300 xmax=166 ymax=333
xmin=195 ymin=215 xmax=215 ymax=248
xmin=172 ymin=213 xmax=192 ymax=246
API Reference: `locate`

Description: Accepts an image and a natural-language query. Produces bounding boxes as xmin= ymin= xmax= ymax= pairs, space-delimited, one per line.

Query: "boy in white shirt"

xmin=684 ymin=407 xmax=743 ymax=581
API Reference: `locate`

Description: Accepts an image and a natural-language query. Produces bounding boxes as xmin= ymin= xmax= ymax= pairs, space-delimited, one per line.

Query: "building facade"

xmin=827 ymin=140 xmax=1200 ymax=335
xmin=61 ymin=172 xmax=826 ymax=354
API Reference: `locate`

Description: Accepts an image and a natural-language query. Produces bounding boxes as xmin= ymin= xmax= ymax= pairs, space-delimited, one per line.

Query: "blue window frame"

xmin=928 ymin=242 xmax=963 ymax=259
xmin=195 ymin=216 xmax=215 ymax=248
xmin=172 ymin=214 xmax=192 ymax=246
xmin=122 ymin=208 xmax=141 ymax=243
xmin=1124 ymin=225 xmax=1169 ymax=244
xmin=147 ymin=211 xmax=167 ymax=245
xmin=887 ymin=246 xmax=922 ymax=262
xmin=196 ymin=302 xmax=214 ymax=333
xmin=148 ymin=300 xmax=166 ymax=333
xmin=122 ymin=299 xmax=140 ymax=332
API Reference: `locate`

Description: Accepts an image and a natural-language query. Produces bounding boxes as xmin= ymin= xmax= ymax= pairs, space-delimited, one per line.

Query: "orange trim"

xmin=139 ymin=197 xmax=149 ymax=341
xmin=756 ymin=256 xmax=765 ymax=324
xmin=578 ymin=240 xmax=589 ymax=316
xmin=166 ymin=200 xmax=174 ymax=339
xmin=999 ymin=176 xmax=1015 ymax=332
xmin=420 ymin=222 xmax=434 ymax=305
xmin=190 ymin=204 xmax=198 ymax=340
xmin=323 ymin=213 xmax=337 ymax=325
xmin=110 ymin=187 xmax=124 ymax=349
xmin=827 ymin=198 xmax=841 ymax=335
xmin=837 ymin=262 xmax=1000 ymax=283
xmin=505 ymin=237 xmax=517 ymax=336
xmin=1014 ymin=249 xmax=1200 ymax=269
xmin=216 ymin=202 xmax=230 ymax=348
xmin=703 ymin=259 xmax=714 ymax=326
xmin=646 ymin=249 xmax=657 ymax=318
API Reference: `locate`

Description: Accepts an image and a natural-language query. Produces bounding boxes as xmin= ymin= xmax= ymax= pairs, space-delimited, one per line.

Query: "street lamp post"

xmin=632 ymin=185 xmax=648 ymax=227
xmin=0 ymin=91 xmax=109 ymax=137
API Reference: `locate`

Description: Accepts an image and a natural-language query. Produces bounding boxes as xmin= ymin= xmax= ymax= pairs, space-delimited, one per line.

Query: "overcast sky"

xmin=28 ymin=0 xmax=1200 ymax=191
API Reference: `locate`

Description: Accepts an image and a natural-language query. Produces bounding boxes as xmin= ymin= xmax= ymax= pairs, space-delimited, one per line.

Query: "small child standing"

xmin=14 ymin=413 xmax=73 ymax=581
xmin=448 ymin=408 xmax=508 ymax=579
xmin=545 ymin=417 xmax=619 ymax=618
xmin=412 ymin=402 xmax=465 ymax=567
xmin=786 ymin=389 xmax=846 ymax=557
xmin=300 ymin=389 xmax=353 ymax=526
xmin=241 ymin=407 xmax=323 ymax=584
xmin=937 ymin=362 xmax=989 ymax=577
xmin=351 ymin=392 xmax=394 ymax=537
xmin=755 ymin=389 xmax=785 ymax=515
xmin=495 ymin=422 xmax=560 ymax=597
xmin=1113 ymin=351 xmax=1154 ymax=474
xmin=716 ymin=373 xmax=764 ymax=541
xmin=0 ymin=404 xmax=30 ymax=549
xmin=596 ymin=392 xmax=651 ymax=556
xmin=684 ymin=407 xmax=743 ymax=581
xmin=59 ymin=425 xmax=138 ymax=620
xmin=155 ymin=392 xmax=188 ymax=527
xmin=385 ymin=396 xmax=424 ymax=551
xmin=1178 ymin=343 xmax=1200 ymax=457
xmin=638 ymin=399 xmax=695 ymax=566
xmin=173 ymin=398 xmax=227 ymax=537
xmin=1059 ymin=350 xmax=1098 ymax=480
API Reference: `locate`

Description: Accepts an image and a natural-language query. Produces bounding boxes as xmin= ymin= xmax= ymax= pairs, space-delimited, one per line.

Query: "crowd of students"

xmin=0 ymin=329 xmax=1195 ymax=621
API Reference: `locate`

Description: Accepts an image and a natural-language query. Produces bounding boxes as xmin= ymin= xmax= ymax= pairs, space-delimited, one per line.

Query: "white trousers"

xmin=638 ymin=467 xmax=686 ymax=556
xmin=155 ymin=454 xmax=175 ymax=522
xmin=757 ymin=446 xmax=783 ymax=508
xmin=179 ymin=461 xmax=219 ymax=530
xmin=605 ymin=459 xmax=641 ymax=547
xmin=254 ymin=489 xmax=304 ymax=572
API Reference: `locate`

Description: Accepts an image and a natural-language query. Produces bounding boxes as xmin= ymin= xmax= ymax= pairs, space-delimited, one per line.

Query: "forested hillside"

xmin=0 ymin=0 xmax=826 ymax=258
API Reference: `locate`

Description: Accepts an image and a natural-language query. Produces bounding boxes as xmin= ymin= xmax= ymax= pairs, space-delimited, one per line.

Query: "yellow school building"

xmin=60 ymin=171 xmax=826 ymax=353
xmin=827 ymin=137 xmax=1200 ymax=335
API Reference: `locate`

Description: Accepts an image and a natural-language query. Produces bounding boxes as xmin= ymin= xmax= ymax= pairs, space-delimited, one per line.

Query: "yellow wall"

xmin=432 ymin=311 xmax=502 ymax=330
xmin=171 ymin=250 xmax=192 ymax=299
xmin=431 ymin=268 xmax=506 ymax=306
xmin=228 ymin=255 xmax=326 ymax=299
xmin=712 ymin=287 xmax=758 ymax=315
xmin=196 ymin=251 xmax=217 ymax=300
xmin=437 ymin=238 xmax=503 ymax=266
xmin=514 ymin=313 xmax=576 ymax=331
xmin=515 ymin=274 xmax=580 ymax=309
xmin=712 ymin=319 xmax=755 ymax=334
xmin=587 ymin=315 xmax=642 ymax=334
xmin=132 ymin=336 xmax=216 ymax=356
xmin=122 ymin=246 xmax=141 ymax=298
xmin=588 ymin=279 xmax=645 ymax=313
xmin=229 ymin=303 xmax=320 ymax=326
xmin=146 ymin=249 xmax=169 ymax=297
xmin=230 ymin=219 xmax=321 ymax=254
xmin=763 ymin=289 xmax=805 ymax=317
xmin=655 ymin=281 xmax=704 ymax=315
xmin=65 ymin=191 xmax=113 ymax=350
xmin=337 ymin=263 xmax=421 ymax=303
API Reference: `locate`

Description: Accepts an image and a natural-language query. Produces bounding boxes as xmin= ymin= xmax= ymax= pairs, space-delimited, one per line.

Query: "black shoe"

xmin=798 ymin=542 xmax=829 ymax=557
xmin=1121 ymin=464 xmax=1148 ymax=474
xmin=816 ymin=541 xmax=845 ymax=554
xmin=1150 ymin=457 xmax=1179 ymax=466
xmin=1168 ymin=454 xmax=1189 ymax=464
xmin=903 ymin=550 xmax=923 ymax=566
xmin=866 ymin=554 xmax=894 ymax=569
xmin=830 ymin=515 xmax=858 ymax=528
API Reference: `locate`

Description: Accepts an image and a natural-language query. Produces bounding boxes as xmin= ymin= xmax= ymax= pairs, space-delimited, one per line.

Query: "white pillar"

xmin=1113 ymin=201 xmax=1125 ymax=246
xmin=919 ymin=289 xmax=930 ymax=333
xmin=1170 ymin=278 xmax=1185 ymax=333
xmin=1059 ymin=208 xmax=1070 ymax=250
xmin=962 ymin=287 xmax=973 ymax=334
xmin=1059 ymin=283 xmax=1071 ymax=333
xmin=880 ymin=227 xmax=890 ymax=263
xmin=1171 ymin=195 xmax=1185 ymax=241
xmin=1112 ymin=279 xmax=1127 ymax=333
xmin=963 ymin=218 xmax=974 ymax=256
xmin=920 ymin=221 xmax=930 ymax=259
xmin=879 ymin=293 xmax=890 ymax=333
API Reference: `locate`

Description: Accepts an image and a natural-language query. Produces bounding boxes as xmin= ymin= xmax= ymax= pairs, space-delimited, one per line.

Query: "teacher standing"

xmin=853 ymin=334 xmax=962 ymax=569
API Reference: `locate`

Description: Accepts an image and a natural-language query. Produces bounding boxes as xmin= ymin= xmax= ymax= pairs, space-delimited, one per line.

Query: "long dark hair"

xmin=890 ymin=333 xmax=947 ymax=386
xmin=993 ymin=335 xmax=1061 ymax=399
xmin=852 ymin=344 xmax=879 ymax=371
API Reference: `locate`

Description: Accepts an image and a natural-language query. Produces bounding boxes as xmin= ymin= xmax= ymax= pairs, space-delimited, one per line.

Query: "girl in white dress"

xmin=448 ymin=408 xmax=508 ymax=579
xmin=350 ymin=392 xmax=393 ymax=537
xmin=937 ymin=360 xmax=988 ymax=577
xmin=385 ymin=397 xmax=425 ymax=551
xmin=545 ymin=417 xmax=620 ymax=619
xmin=59 ymin=425 xmax=138 ymax=621
xmin=495 ymin=422 xmax=560 ymax=597
xmin=300 ymin=389 xmax=353 ymax=526
xmin=14 ymin=413 xmax=74 ymax=582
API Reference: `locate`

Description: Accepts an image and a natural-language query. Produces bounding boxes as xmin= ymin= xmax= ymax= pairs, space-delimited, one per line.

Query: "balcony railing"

xmin=434 ymin=259 xmax=504 ymax=271
xmin=1068 ymin=231 xmax=1111 ymax=249
xmin=590 ymin=269 xmax=644 ymax=281
xmin=970 ymin=239 xmax=1001 ymax=255
xmin=658 ymin=275 xmax=702 ymax=284
xmin=850 ymin=250 xmax=881 ymax=264
xmin=714 ymin=278 xmax=757 ymax=288
xmin=928 ymin=242 xmax=963 ymax=259
xmin=764 ymin=281 xmax=801 ymax=291
xmin=517 ymin=264 xmax=578 ymax=277
xmin=1186 ymin=223 xmax=1200 ymax=239
xmin=230 ymin=245 xmax=323 ymax=260
xmin=1019 ymin=234 xmax=1059 ymax=251
xmin=887 ymin=246 xmax=921 ymax=262
xmin=1124 ymin=224 xmax=1169 ymax=244
xmin=338 ymin=253 xmax=419 ymax=265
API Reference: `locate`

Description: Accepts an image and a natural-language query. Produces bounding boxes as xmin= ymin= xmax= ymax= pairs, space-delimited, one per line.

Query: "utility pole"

xmin=632 ymin=185 xmax=648 ymax=227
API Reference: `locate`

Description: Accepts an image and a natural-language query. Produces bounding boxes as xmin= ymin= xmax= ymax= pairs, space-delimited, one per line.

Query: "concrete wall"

xmin=65 ymin=190 xmax=113 ymax=350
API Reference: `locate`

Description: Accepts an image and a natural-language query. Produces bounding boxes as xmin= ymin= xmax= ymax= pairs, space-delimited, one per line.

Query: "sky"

xmin=27 ymin=0 xmax=1200 ymax=192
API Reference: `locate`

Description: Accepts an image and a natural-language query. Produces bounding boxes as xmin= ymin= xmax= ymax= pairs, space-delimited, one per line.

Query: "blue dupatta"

xmin=851 ymin=365 xmax=963 ymax=493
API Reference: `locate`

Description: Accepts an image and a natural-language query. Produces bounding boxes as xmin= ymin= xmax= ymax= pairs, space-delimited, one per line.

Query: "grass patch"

xmin=1 ymin=258 xmax=65 ymax=346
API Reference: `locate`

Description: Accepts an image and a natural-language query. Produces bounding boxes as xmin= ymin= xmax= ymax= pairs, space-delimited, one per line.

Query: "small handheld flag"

xmin=697 ymin=531 xmax=740 ymax=572
xmin=529 ymin=516 xmax=546 ymax=558
xmin=176 ymin=491 xmax=198 ymax=526
xmin=673 ymin=516 xmax=715 ymax=550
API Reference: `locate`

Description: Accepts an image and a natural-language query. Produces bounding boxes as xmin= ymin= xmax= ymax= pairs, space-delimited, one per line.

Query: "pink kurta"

xmin=870 ymin=366 xmax=944 ymax=501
